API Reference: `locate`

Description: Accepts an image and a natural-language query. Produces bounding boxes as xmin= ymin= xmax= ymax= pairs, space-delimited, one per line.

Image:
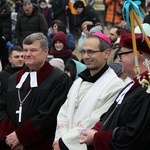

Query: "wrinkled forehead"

xmin=23 ymin=40 xmax=41 ymax=48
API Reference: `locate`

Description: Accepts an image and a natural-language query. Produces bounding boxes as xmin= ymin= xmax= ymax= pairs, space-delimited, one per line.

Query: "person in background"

xmin=16 ymin=0 xmax=39 ymax=13
xmin=0 ymin=46 xmax=24 ymax=93
xmin=38 ymin=0 xmax=52 ymax=27
xmin=47 ymin=20 xmax=76 ymax=51
xmin=109 ymin=62 xmax=122 ymax=77
xmin=143 ymin=2 xmax=150 ymax=24
xmin=0 ymin=0 xmax=12 ymax=42
xmin=11 ymin=12 xmax=19 ymax=46
xmin=109 ymin=62 xmax=131 ymax=84
xmin=47 ymin=19 xmax=63 ymax=46
xmin=50 ymin=31 xmax=78 ymax=65
xmin=108 ymin=25 xmax=121 ymax=44
xmin=107 ymin=25 xmax=129 ymax=64
xmin=53 ymin=32 xmax=125 ymax=150
xmin=49 ymin=58 xmax=65 ymax=72
xmin=77 ymin=23 xmax=105 ymax=63
xmin=66 ymin=0 xmax=86 ymax=39
xmin=51 ymin=0 xmax=67 ymax=26
xmin=78 ymin=22 xmax=103 ymax=53
xmin=0 ymin=24 xmax=9 ymax=70
xmin=64 ymin=58 xmax=86 ymax=82
xmin=80 ymin=33 xmax=150 ymax=150
xmin=15 ymin=2 xmax=48 ymax=47
xmin=89 ymin=24 xmax=103 ymax=33
xmin=73 ymin=0 xmax=101 ymax=25
xmin=104 ymin=0 xmax=123 ymax=30
xmin=15 ymin=0 xmax=23 ymax=13
xmin=58 ymin=24 xmax=76 ymax=51
xmin=92 ymin=0 xmax=106 ymax=28
xmin=77 ymin=21 xmax=93 ymax=52
xmin=0 ymin=32 xmax=72 ymax=150
xmin=77 ymin=22 xmax=103 ymax=61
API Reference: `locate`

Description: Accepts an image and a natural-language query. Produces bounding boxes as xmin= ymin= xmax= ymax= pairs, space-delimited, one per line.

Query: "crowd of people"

xmin=0 ymin=0 xmax=150 ymax=150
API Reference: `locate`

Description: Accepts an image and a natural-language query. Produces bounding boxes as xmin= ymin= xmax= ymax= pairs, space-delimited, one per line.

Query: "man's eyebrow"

xmin=109 ymin=32 xmax=115 ymax=36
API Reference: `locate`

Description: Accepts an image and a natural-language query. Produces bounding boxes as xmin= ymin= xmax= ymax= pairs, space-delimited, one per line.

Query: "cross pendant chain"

xmin=16 ymin=89 xmax=32 ymax=122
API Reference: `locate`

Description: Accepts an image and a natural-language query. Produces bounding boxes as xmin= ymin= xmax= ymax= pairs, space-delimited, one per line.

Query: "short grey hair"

xmin=86 ymin=34 xmax=111 ymax=52
xmin=23 ymin=32 xmax=48 ymax=50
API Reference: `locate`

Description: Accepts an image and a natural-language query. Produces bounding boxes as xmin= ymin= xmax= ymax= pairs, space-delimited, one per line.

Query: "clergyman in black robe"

xmin=0 ymin=32 xmax=72 ymax=150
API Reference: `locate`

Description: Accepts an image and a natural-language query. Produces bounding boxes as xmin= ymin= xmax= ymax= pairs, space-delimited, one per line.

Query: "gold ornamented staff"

xmin=129 ymin=8 xmax=140 ymax=77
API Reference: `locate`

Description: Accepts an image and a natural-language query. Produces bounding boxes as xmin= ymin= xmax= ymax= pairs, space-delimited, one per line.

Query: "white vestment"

xmin=55 ymin=68 xmax=125 ymax=150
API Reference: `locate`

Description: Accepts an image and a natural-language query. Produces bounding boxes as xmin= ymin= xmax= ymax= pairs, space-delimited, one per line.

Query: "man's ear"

xmin=8 ymin=57 xmax=11 ymax=63
xmin=44 ymin=48 xmax=49 ymax=58
xmin=104 ymin=49 xmax=111 ymax=59
xmin=137 ymin=51 xmax=145 ymax=62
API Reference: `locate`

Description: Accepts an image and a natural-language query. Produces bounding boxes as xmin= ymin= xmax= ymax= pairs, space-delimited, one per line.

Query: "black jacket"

xmin=0 ymin=0 xmax=12 ymax=41
xmin=0 ymin=63 xmax=23 ymax=92
xmin=52 ymin=0 xmax=67 ymax=26
xmin=16 ymin=4 xmax=48 ymax=46
xmin=0 ymin=35 xmax=9 ymax=69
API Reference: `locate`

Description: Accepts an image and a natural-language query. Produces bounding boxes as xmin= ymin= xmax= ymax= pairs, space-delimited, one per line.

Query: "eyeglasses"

xmin=81 ymin=49 xmax=101 ymax=55
xmin=118 ymin=51 xmax=133 ymax=59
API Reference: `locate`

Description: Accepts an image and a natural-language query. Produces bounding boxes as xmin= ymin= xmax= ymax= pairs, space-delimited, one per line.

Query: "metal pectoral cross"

xmin=16 ymin=104 xmax=22 ymax=122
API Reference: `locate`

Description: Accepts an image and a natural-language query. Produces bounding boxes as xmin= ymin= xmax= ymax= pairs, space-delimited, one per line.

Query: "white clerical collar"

xmin=16 ymin=71 xmax=38 ymax=89
xmin=116 ymin=81 xmax=134 ymax=104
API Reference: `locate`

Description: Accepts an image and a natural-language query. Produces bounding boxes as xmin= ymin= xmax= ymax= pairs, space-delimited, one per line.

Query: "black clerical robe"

xmin=0 ymin=61 xmax=72 ymax=150
xmin=92 ymin=71 xmax=150 ymax=150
